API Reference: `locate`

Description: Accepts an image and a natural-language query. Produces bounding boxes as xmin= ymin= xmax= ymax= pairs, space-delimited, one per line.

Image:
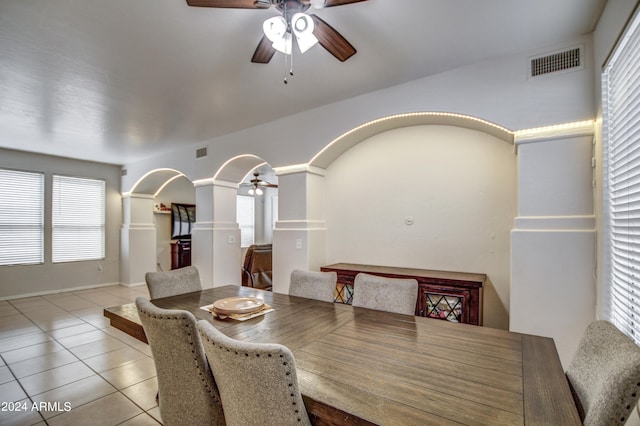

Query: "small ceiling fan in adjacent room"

xmin=241 ymin=172 xmax=278 ymax=195
xmin=185 ymin=0 xmax=368 ymax=65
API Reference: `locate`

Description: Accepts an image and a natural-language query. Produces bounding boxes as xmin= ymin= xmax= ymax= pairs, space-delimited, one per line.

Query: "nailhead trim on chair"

xmin=205 ymin=338 xmax=304 ymax=422
xmin=137 ymin=307 xmax=221 ymax=403
xmin=621 ymin=383 xmax=640 ymax=423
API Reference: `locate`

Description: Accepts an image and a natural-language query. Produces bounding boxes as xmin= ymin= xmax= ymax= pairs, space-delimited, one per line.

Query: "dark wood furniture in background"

xmin=241 ymin=244 xmax=272 ymax=290
xmin=321 ymin=262 xmax=485 ymax=325
xmin=104 ymin=286 xmax=580 ymax=426
xmin=170 ymin=240 xmax=191 ymax=270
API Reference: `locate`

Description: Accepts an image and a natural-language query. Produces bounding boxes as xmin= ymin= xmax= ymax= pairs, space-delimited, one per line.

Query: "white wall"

xmin=0 ymin=148 xmax=122 ymax=299
xmin=323 ymin=125 xmax=516 ymax=329
xmin=511 ymin=129 xmax=596 ymax=367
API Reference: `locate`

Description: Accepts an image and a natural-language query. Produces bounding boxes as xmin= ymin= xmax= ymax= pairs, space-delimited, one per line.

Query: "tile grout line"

xmin=2 ymin=288 xmax=160 ymax=425
xmin=0 ymin=352 xmax=47 ymax=425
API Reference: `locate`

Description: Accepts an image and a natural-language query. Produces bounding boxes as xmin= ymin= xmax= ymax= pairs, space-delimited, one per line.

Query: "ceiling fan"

xmin=241 ymin=172 xmax=278 ymax=195
xmin=185 ymin=0 xmax=368 ymax=64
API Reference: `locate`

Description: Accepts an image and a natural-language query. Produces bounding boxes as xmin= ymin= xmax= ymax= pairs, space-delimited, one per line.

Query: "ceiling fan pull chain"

xmin=284 ymin=39 xmax=295 ymax=84
xmin=284 ymin=1 xmax=293 ymax=84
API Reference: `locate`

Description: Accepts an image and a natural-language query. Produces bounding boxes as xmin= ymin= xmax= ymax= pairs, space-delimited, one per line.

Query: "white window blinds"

xmin=603 ymin=7 xmax=640 ymax=343
xmin=237 ymin=195 xmax=255 ymax=248
xmin=52 ymin=175 xmax=105 ymax=263
xmin=0 ymin=169 xmax=44 ymax=266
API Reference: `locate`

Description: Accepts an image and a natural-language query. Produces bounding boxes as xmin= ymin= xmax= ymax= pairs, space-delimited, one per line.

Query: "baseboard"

xmin=0 ymin=281 xmax=122 ymax=301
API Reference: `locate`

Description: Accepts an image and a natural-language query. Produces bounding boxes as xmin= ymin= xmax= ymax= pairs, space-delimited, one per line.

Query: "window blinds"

xmin=0 ymin=169 xmax=44 ymax=266
xmin=52 ymin=175 xmax=105 ymax=263
xmin=603 ymin=7 xmax=640 ymax=343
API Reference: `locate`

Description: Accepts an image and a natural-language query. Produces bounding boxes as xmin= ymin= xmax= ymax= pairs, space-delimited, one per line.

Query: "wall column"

xmin=192 ymin=179 xmax=241 ymax=288
xmin=510 ymin=122 xmax=596 ymax=368
xmin=272 ymin=165 xmax=327 ymax=294
xmin=120 ymin=193 xmax=156 ymax=287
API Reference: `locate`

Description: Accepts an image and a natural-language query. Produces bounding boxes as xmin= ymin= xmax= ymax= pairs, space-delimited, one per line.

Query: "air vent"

xmin=121 ymin=168 xmax=127 ymax=176
xmin=530 ymin=46 xmax=582 ymax=78
xmin=196 ymin=147 xmax=207 ymax=159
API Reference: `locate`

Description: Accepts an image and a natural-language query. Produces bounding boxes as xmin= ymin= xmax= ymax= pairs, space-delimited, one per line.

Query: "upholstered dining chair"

xmin=352 ymin=273 xmax=418 ymax=315
xmin=135 ymin=297 xmax=225 ymax=426
xmin=196 ymin=320 xmax=311 ymax=426
xmin=144 ymin=265 xmax=202 ymax=299
xmin=565 ymin=320 xmax=640 ymax=426
xmin=288 ymin=269 xmax=337 ymax=303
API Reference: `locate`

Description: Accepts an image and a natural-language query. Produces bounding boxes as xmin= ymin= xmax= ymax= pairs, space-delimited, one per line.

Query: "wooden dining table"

xmin=104 ymin=285 xmax=580 ymax=426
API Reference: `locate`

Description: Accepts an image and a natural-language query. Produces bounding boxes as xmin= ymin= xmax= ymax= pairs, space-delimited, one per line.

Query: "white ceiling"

xmin=0 ymin=0 xmax=606 ymax=165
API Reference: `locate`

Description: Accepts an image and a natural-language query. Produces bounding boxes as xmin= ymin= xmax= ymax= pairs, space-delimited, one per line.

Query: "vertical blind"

xmin=0 ymin=169 xmax=44 ymax=266
xmin=603 ymin=6 xmax=640 ymax=343
xmin=237 ymin=195 xmax=255 ymax=248
xmin=52 ymin=175 xmax=105 ymax=263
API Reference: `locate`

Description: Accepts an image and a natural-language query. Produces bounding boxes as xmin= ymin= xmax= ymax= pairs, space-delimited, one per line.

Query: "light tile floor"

xmin=0 ymin=285 xmax=163 ymax=425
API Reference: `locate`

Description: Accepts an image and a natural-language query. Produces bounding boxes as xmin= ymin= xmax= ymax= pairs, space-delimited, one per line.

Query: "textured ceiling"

xmin=0 ymin=0 xmax=606 ymax=165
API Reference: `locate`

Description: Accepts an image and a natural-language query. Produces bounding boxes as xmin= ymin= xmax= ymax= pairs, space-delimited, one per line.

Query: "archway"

xmin=121 ymin=168 xmax=195 ymax=286
xmin=192 ymin=155 xmax=277 ymax=288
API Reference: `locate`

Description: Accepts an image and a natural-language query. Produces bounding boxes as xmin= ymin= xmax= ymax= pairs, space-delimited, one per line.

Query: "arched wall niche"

xmin=308 ymin=112 xmax=514 ymax=170
xmin=273 ymin=111 xmax=516 ymax=329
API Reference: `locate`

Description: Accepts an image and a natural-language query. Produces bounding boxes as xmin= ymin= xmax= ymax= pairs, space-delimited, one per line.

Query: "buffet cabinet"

xmin=321 ymin=263 xmax=485 ymax=325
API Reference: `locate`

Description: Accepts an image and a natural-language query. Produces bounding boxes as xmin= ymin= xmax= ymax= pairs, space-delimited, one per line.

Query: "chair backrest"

xmin=145 ymin=265 xmax=202 ymax=299
xmin=566 ymin=320 xmax=640 ymax=425
xmin=135 ymin=297 xmax=225 ymax=426
xmin=289 ymin=269 xmax=337 ymax=303
xmin=352 ymin=273 xmax=418 ymax=315
xmin=241 ymin=244 xmax=273 ymax=290
xmin=197 ymin=320 xmax=311 ymax=426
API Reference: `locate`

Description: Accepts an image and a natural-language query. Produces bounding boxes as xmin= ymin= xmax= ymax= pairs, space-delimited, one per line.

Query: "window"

xmin=237 ymin=195 xmax=255 ymax=247
xmin=0 ymin=169 xmax=44 ymax=266
xmin=602 ymin=7 xmax=640 ymax=343
xmin=52 ymin=175 xmax=105 ymax=263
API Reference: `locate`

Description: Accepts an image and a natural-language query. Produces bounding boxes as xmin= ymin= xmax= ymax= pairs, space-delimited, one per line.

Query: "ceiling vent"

xmin=529 ymin=46 xmax=583 ymax=78
xmin=121 ymin=168 xmax=127 ymax=176
xmin=196 ymin=147 xmax=207 ymax=159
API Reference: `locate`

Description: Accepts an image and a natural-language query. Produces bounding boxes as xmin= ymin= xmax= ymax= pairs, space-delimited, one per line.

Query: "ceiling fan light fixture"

xmin=273 ymin=32 xmax=293 ymax=54
xmin=263 ymin=16 xmax=293 ymax=54
xmin=292 ymin=13 xmax=318 ymax=53
xmin=263 ymin=16 xmax=287 ymax=43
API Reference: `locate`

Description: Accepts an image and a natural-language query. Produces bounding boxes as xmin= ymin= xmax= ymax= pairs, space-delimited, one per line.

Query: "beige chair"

xmin=135 ymin=297 xmax=225 ymax=426
xmin=145 ymin=265 xmax=202 ymax=299
xmin=289 ymin=269 xmax=337 ymax=303
xmin=197 ymin=320 xmax=311 ymax=426
xmin=566 ymin=320 xmax=640 ymax=425
xmin=352 ymin=273 xmax=418 ymax=315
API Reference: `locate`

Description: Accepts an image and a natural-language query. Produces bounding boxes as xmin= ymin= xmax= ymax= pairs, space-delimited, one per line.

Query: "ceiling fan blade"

xmin=251 ymin=35 xmax=277 ymax=63
xmin=186 ymin=0 xmax=270 ymax=8
xmin=310 ymin=15 xmax=356 ymax=62
xmin=323 ymin=0 xmax=368 ymax=7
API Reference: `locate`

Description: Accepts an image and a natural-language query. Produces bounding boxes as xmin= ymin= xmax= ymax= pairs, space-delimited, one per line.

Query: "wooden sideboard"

xmin=321 ymin=263 xmax=485 ymax=325
xmin=170 ymin=240 xmax=191 ymax=270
